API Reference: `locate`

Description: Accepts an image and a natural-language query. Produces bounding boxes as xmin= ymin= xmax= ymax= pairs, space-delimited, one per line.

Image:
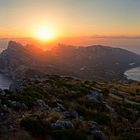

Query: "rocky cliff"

xmin=0 ymin=41 xmax=140 ymax=81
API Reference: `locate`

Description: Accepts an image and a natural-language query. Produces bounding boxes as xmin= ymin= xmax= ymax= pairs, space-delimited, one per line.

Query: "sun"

xmin=35 ymin=26 xmax=54 ymax=41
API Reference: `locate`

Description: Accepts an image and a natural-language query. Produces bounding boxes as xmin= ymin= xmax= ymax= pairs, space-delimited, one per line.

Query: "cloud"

xmin=89 ymin=35 xmax=140 ymax=39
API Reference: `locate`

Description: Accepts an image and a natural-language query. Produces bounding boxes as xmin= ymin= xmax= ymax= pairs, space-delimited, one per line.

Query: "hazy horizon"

xmin=0 ymin=37 xmax=140 ymax=55
xmin=0 ymin=0 xmax=140 ymax=53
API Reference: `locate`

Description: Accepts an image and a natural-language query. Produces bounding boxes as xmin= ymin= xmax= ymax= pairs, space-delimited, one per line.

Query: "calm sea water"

xmin=0 ymin=73 xmax=12 ymax=89
xmin=0 ymin=40 xmax=12 ymax=89
xmin=124 ymin=67 xmax=140 ymax=82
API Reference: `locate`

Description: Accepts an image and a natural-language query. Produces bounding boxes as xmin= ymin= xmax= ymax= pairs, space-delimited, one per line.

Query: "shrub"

xmin=11 ymin=129 xmax=34 ymax=140
xmin=47 ymin=112 xmax=63 ymax=122
xmin=20 ymin=117 xmax=52 ymax=138
xmin=53 ymin=129 xmax=88 ymax=140
xmin=93 ymin=113 xmax=111 ymax=126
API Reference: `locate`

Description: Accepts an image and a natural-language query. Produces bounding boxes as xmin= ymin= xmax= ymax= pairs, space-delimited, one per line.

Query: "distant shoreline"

xmin=124 ymin=67 xmax=140 ymax=82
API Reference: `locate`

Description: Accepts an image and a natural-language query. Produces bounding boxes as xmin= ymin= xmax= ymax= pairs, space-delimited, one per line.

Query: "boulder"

xmin=21 ymin=103 xmax=28 ymax=110
xmin=36 ymin=99 xmax=48 ymax=108
xmin=52 ymin=120 xmax=74 ymax=129
xmin=9 ymin=80 xmax=25 ymax=92
xmin=57 ymin=103 xmax=66 ymax=111
xmin=92 ymin=130 xmax=107 ymax=140
xmin=134 ymin=118 xmax=140 ymax=128
xmin=90 ymin=121 xmax=100 ymax=131
xmin=0 ymin=112 xmax=6 ymax=121
xmin=64 ymin=111 xmax=79 ymax=119
xmin=0 ymin=89 xmax=6 ymax=96
xmin=86 ymin=91 xmax=103 ymax=101
xmin=52 ymin=103 xmax=66 ymax=112
xmin=10 ymin=101 xmax=28 ymax=110
xmin=89 ymin=121 xmax=107 ymax=140
xmin=3 ymin=104 xmax=8 ymax=110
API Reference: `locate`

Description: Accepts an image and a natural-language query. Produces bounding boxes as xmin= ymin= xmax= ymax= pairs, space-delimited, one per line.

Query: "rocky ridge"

xmin=0 ymin=41 xmax=140 ymax=81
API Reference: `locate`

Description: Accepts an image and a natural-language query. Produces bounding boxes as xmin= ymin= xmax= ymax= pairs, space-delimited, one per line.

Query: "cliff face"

xmin=46 ymin=45 xmax=140 ymax=80
xmin=0 ymin=41 xmax=140 ymax=81
xmin=0 ymin=41 xmax=44 ymax=79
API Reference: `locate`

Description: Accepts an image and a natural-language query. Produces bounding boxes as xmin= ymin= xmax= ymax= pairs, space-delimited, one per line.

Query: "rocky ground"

xmin=0 ymin=74 xmax=140 ymax=140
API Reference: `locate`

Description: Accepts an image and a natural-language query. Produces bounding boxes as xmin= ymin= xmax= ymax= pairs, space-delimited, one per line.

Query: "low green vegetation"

xmin=0 ymin=75 xmax=140 ymax=140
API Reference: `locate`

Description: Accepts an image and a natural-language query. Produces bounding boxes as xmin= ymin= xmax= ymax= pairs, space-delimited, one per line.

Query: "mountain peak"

xmin=1 ymin=41 xmax=140 ymax=81
xmin=7 ymin=41 xmax=24 ymax=50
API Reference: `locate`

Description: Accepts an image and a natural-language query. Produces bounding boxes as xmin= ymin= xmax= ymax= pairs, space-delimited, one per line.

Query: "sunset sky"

xmin=0 ymin=0 xmax=140 ymax=39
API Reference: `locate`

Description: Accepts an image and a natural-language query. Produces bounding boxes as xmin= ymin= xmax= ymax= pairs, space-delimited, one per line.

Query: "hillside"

xmin=0 ymin=41 xmax=140 ymax=81
xmin=0 ymin=74 xmax=139 ymax=140
xmin=0 ymin=42 xmax=140 ymax=139
xmin=46 ymin=44 xmax=140 ymax=81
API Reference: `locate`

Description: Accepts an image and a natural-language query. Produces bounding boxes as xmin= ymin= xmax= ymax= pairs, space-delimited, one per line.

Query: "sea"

xmin=0 ymin=73 xmax=12 ymax=89
xmin=124 ymin=67 xmax=140 ymax=82
xmin=0 ymin=40 xmax=12 ymax=89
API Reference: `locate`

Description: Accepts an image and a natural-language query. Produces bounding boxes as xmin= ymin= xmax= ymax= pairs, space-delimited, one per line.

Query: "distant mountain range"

xmin=0 ymin=41 xmax=140 ymax=81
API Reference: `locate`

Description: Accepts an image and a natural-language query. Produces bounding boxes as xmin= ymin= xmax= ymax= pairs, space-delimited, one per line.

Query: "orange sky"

xmin=1 ymin=0 xmax=140 ymax=39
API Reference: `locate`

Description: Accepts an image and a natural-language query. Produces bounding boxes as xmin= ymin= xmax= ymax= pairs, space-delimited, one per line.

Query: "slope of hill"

xmin=0 ymin=41 xmax=140 ymax=81
xmin=0 ymin=74 xmax=139 ymax=140
xmin=0 ymin=41 xmax=140 ymax=139
xmin=46 ymin=44 xmax=140 ymax=81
